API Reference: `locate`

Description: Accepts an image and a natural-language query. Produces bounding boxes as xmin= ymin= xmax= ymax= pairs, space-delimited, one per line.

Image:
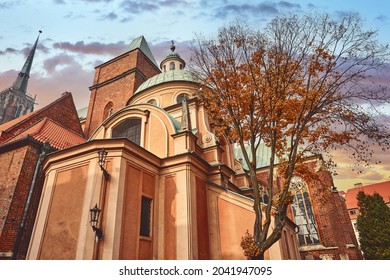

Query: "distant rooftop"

xmin=3 ymin=117 xmax=86 ymax=150
xmin=344 ymin=180 xmax=390 ymax=210
xmin=77 ymin=106 xmax=88 ymax=120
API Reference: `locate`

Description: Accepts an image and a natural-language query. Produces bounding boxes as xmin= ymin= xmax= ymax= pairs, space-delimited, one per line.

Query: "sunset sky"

xmin=0 ymin=0 xmax=389 ymax=191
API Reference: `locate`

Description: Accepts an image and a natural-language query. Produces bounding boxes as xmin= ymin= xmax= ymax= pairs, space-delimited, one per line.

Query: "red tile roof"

xmin=0 ymin=111 xmax=35 ymax=133
xmin=3 ymin=117 xmax=86 ymax=150
xmin=0 ymin=92 xmax=84 ymax=144
xmin=344 ymin=181 xmax=390 ymax=210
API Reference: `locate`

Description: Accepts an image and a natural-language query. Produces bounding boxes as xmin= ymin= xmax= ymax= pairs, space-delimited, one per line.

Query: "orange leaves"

xmin=190 ymin=13 xmax=390 ymax=259
xmin=307 ymin=47 xmax=336 ymax=76
xmin=240 ymin=231 xmax=263 ymax=259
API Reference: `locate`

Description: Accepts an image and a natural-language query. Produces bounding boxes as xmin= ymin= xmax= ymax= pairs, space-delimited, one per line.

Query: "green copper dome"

xmin=134 ymin=69 xmax=199 ymax=95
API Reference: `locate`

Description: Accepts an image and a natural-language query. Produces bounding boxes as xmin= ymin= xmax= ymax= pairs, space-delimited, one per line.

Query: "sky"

xmin=0 ymin=0 xmax=389 ymax=191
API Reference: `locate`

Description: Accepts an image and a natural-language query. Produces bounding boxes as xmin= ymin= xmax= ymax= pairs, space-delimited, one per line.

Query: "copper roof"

xmin=3 ymin=117 xmax=85 ymax=150
xmin=134 ymin=69 xmax=198 ymax=95
xmin=119 ymin=35 xmax=158 ymax=68
xmin=344 ymin=181 xmax=390 ymax=210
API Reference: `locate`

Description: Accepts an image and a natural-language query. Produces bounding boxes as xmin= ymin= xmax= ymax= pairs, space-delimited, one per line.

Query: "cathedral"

xmin=0 ymin=35 xmax=362 ymax=260
xmin=0 ymin=32 xmax=41 ymax=124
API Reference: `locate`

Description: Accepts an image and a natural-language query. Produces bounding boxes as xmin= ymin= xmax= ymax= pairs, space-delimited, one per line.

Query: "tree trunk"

xmin=251 ymin=252 xmax=265 ymax=260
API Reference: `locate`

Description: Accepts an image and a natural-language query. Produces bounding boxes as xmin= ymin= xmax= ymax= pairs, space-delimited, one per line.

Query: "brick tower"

xmin=83 ymin=36 xmax=161 ymax=137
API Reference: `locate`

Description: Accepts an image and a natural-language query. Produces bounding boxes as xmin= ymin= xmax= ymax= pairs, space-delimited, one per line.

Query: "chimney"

xmin=354 ymin=183 xmax=363 ymax=188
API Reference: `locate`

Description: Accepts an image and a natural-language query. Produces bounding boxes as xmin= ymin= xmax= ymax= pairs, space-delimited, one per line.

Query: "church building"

xmin=0 ymin=35 xmax=361 ymax=260
xmin=27 ymin=36 xmax=300 ymax=260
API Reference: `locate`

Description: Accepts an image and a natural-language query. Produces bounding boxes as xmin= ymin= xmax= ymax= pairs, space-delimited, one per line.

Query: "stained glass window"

xmin=290 ymin=177 xmax=320 ymax=245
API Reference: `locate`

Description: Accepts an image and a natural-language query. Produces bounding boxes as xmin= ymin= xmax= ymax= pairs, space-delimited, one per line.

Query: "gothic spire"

xmin=12 ymin=30 xmax=42 ymax=94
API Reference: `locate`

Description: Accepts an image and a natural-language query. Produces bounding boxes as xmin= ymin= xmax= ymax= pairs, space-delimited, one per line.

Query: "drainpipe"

xmin=12 ymin=142 xmax=51 ymax=259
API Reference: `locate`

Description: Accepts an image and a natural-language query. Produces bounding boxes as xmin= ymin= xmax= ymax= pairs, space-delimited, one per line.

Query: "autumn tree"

xmin=190 ymin=13 xmax=390 ymax=259
xmin=356 ymin=191 xmax=390 ymax=259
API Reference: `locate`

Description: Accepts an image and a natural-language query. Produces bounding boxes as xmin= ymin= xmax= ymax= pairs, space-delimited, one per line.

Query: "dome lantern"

xmin=160 ymin=40 xmax=186 ymax=72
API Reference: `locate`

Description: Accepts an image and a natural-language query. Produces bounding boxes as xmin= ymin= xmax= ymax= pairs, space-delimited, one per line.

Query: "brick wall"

xmin=84 ymin=49 xmax=160 ymax=137
xmin=304 ymin=164 xmax=362 ymax=260
xmin=254 ymin=159 xmax=362 ymax=260
xmin=0 ymin=143 xmax=41 ymax=258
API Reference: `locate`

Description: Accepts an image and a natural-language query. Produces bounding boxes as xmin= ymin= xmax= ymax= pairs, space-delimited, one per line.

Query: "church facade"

xmin=0 ymin=35 xmax=361 ymax=260
xmin=27 ymin=37 xmax=300 ymax=260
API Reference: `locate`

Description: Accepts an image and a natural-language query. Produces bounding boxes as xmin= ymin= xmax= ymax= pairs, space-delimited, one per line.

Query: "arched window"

xmin=103 ymin=102 xmax=114 ymax=121
xmin=169 ymin=62 xmax=175 ymax=70
xmin=176 ymin=93 xmax=188 ymax=104
xmin=258 ymin=184 xmax=269 ymax=204
xmin=112 ymin=118 xmax=142 ymax=145
xmin=163 ymin=65 xmax=166 ymax=72
xmin=147 ymin=99 xmax=158 ymax=106
xmin=290 ymin=177 xmax=320 ymax=246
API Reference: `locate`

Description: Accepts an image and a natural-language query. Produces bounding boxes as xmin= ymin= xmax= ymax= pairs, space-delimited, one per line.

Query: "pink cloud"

xmin=0 ymin=62 xmax=93 ymax=111
xmin=29 ymin=63 xmax=93 ymax=110
xmin=52 ymin=41 xmax=126 ymax=55
xmin=150 ymin=40 xmax=192 ymax=65
xmin=43 ymin=54 xmax=77 ymax=74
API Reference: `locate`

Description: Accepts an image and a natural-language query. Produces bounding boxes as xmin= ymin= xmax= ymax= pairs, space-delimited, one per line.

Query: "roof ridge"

xmin=23 ymin=117 xmax=49 ymax=138
xmin=346 ymin=180 xmax=390 ymax=193
xmin=1 ymin=92 xmax=73 ymax=133
xmin=43 ymin=117 xmax=86 ymax=139
xmin=2 ymin=117 xmax=49 ymax=143
xmin=120 ymin=35 xmax=158 ymax=68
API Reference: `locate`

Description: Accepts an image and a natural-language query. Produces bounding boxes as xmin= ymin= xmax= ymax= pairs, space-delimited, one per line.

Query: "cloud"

xmin=52 ymin=41 xmax=126 ymax=55
xmin=64 ymin=12 xmax=85 ymax=20
xmin=0 ymin=70 xmax=18 ymax=90
xmin=0 ymin=2 xmax=11 ymax=9
xmin=0 ymin=42 xmax=48 ymax=58
xmin=360 ymin=170 xmax=387 ymax=181
xmin=0 ymin=1 xmax=21 ymax=9
xmin=331 ymin=142 xmax=390 ymax=191
xmin=29 ymin=61 xmax=94 ymax=110
xmin=20 ymin=43 xmax=50 ymax=58
xmin=100 ymin=12 xmax=118 ymax=20
xmin=0 ymin=38 xmax=48 ymax=57
xmin=118 ymin=0 xmax=188 ymax=15
xmin=0 ymin=47 xmax=18 ymax=56
xmin=43 ymin=54 xmax=77 ymax=74
xmin=159 ymin=0 xmax=188 ymax=7
xmin=277 ymin=1 xmax=301 ymax=9
xmin=55 ymin=0 xmax=114 ymax=3
xmin=120 ymin=1 xmax=159 ymax=14
xmin=375 ymin=15 xmax=388 ymax=23
xmin=82 ymin=0 xmax=115 ymax=2
xmin=213 ymin=1 xmax=301 ymax=19
xmin=0 ymin=52 xmax=93 ymax=111
xmin=150 ymin=39 xmax=192 ymax=64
